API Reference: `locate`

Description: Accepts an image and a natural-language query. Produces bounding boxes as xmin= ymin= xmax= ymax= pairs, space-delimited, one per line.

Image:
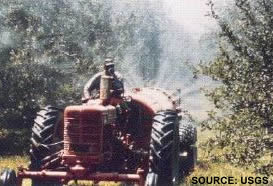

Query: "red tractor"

xmin=0 ymin=67 xmax=197 ymax=186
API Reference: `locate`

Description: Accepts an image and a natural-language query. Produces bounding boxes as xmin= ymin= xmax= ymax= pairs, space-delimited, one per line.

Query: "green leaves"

xmin=201 ymin=0 xmax=273 ymax=175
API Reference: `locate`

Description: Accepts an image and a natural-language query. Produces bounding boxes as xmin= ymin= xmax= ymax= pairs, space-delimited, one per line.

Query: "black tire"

xmin=145 ymin=110 xmax=181 ymax=186
xmin=179 ymin=119 xmax=197 ymax=175
xmin=0 ymin=168 xmax=16 ymax=186
xmin=179 ymin=118 xmax=197 ymax=146
xmin=145 ymin=172 xmax=158 ymax=186
xmin=29 ymin=106 xmax=63 ymax=186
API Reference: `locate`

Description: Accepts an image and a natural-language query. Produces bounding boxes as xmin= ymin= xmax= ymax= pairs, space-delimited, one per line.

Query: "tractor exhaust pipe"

xmin=100 ymin=58 xmax=115 ymax=102
xmin=100 ymin=73 xmax=113 ymax=101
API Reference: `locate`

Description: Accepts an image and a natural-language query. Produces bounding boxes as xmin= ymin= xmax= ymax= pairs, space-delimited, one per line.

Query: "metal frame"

xmin=17 ymin=166 xmax=145 ymax=186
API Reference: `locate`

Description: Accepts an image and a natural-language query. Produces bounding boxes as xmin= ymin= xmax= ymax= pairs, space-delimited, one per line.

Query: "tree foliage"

xmin=201 ymin=0 xmax=273 ymax=175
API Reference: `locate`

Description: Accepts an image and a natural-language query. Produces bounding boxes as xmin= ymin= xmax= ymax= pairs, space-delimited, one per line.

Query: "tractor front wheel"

xmin=0 ymin=168 xmax=17 ymax=186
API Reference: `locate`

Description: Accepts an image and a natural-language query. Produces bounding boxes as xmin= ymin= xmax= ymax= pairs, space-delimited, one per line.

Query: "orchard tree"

xmin=201 ymin=0 xmax=273 ymax=175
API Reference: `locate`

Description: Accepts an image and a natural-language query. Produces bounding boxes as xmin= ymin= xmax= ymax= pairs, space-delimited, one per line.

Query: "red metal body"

xmin=16 ymin=87 xmax=178 ymax=185
xmin=63 ymin=105 xmax=116 ymax=165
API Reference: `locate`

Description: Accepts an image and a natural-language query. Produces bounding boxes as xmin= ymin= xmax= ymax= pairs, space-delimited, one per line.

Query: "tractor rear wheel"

xmin=29 ymin=106 xmax=63 ymax=186
xmin=146 ymin=110 xmax=181 ymax=186
xmin=145 ymin=110 xmax=197 ymax=186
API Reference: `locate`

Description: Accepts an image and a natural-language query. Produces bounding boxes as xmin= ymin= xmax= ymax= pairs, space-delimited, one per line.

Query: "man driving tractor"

xmin=82 ymin=58 xmax=124 ymax=102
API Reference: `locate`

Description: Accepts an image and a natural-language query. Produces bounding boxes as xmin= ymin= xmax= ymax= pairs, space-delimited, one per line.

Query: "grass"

xmin=1 ymin=128 xmax=272 ymax=185
xmin=0 ymin=155 xmax=28 ymax=170
xmin=183 ymin=128 xmax=273 ymax=185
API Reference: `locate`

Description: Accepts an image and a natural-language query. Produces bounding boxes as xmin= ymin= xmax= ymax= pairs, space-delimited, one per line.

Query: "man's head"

xmin=104 ymin=58 xmax=115 ymax=75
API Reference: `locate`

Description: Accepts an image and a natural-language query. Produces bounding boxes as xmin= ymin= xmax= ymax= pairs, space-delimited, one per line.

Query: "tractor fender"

xmin=126 ymin=87 xmax=177 ymax=116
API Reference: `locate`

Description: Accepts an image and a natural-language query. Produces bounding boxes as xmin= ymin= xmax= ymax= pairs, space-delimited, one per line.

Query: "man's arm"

xmin=82 ymin=72 xmax=102 ymax=101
